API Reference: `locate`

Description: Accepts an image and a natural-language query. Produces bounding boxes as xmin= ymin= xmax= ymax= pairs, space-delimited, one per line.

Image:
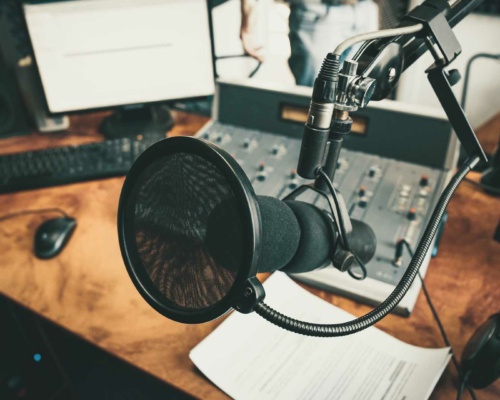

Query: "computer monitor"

xmin=23 ymin=0 xmax=215 ymax=136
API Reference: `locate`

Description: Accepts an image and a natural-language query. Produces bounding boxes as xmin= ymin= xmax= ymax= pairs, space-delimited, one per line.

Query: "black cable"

xmin=457 ymin=371 xmax=472 ymax=400
xmin=458 ymin=52 xmax=500 ymax=167
xmin=457 ymin=378 xmax=467 ymax=400
xmin=248 ymin=61 xmax=263 ymax=78
xmin=399 ymin=239 xmax=477 ymax=400
xmin=254 ymin=156 xmax=479 ymax=337
xmin=461 ymin=53 xmax=500 ymax=110
xmin=464 ymin=177 xmax=500 ymax=195
xmin=349 ymin=254 xmax=368 ymax=281
xmin=215 ymin=54 xmax=262 ymax=79
xmin=317 ymin=168 xmax=367 ymax=280
xmin=316 ymin=170 xmax=349 ymax=248
xmin=0 ymin=208 xmax=68 ymax=223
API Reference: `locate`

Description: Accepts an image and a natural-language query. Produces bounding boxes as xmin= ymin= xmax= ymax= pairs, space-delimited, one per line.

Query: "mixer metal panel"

xmin=197 ymin=80 xmax=456 ymax=315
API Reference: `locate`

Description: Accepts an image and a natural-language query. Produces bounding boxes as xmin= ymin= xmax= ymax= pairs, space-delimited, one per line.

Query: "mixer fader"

xmin=197 ymin=80 xmax=457 ymax=315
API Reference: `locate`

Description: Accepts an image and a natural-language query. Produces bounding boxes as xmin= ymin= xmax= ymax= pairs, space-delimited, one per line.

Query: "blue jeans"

xmin=288 ymin=1 xmax=379 ymax=86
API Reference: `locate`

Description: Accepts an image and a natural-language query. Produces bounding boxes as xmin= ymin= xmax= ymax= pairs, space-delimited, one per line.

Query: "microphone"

xmin=118 ymin=0 xmax=486 ymax=337
xmin=297 ymin=53 xmax=341 ymax=179
xmin=205 ymin=196 xmax=376 ymax=274
xmin=118 ymin=136 xmax=375 ymax=324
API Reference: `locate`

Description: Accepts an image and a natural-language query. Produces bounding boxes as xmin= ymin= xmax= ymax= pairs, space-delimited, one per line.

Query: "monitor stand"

xmin=99 ymin=103 xmax=174 ymax=139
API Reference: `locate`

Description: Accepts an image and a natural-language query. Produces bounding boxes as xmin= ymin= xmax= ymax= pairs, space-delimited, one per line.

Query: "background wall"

xmin=397 ymin=0 xmax=500 ymax=129
xmin=212 ymin=0 xmax=500 ymax=129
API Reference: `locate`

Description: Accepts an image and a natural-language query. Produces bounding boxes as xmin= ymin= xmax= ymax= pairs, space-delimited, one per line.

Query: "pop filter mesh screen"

xmin=132 ymin=152 xmax=241 ymax=311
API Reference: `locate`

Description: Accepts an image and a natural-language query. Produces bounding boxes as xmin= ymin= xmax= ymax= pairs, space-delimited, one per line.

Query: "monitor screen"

xmin=24 ymin=0 xmax=215 ymax=113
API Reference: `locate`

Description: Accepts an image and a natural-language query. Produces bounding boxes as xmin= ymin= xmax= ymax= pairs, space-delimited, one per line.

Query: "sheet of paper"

xmin=190 ymin=273 xmax=451 ymax=400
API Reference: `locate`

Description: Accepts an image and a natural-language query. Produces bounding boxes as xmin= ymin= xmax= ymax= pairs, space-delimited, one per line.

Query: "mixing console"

xmin=198 ymin=121 xmax=442 ymax=286
xmin=197 ymin=80 xmax=457 ymax=315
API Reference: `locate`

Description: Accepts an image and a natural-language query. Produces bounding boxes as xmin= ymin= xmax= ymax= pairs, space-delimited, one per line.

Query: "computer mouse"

xmin=461 ymin=313 xmax=500 ymax=389
xmin=34 ymin=217 xmax=77 ymax=259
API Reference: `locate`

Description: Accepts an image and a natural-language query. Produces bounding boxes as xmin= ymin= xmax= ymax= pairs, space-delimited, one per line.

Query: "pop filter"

xmin=118 ymin=136 xmax=262 ymax=324
xmin=117 ymin=134 xmax=473 ymax=337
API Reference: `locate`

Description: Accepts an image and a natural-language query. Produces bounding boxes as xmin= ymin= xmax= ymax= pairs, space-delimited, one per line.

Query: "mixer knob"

xmin=243 ymin=138 xmax=250 ymax=148
xmin=202 ymin=132 xmax=210 ymax=139
xmin=256 ymin=173 xmax=267 ymax=182
xmin=368 ymin=166 xmax=377 ymax=178
xmin=271 ymin=144 xmax=286 ymax=157
xmin=215 ymin=134 xmax=223 ymax=143
xmin=407 ymin=208 xmax=417 ymax=221
xmin=358 ymin=186 xmax=366 ymax=197
xmin=336 ymin=158 xmax=348 ymax=170
xmin=258 ymin=162 xmax=266 ymax=172
xmin=290 ymin=169 xmax=297 ymax=179
xmin=358 ymin=199 xmax=368 ymax=208
xmin=288 ymin=180 xmax=299 ymax=190
xmin=419 ymin=175 xmax=429 ymax=187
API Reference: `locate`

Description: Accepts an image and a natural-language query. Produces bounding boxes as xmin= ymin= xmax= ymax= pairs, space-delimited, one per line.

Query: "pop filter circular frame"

xmin=118 ymin=136 xmax=262 ymax=324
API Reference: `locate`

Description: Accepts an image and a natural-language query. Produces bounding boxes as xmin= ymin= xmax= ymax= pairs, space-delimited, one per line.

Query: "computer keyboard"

xmin=0 ymin=135 xmax=164 ymax=194
xmin=172 ymin=97 xmax=213 ymax=118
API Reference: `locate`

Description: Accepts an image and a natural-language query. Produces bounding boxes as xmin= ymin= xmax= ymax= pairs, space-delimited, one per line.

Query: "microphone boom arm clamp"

xmin=336 ymin=0 xmax=487 ymax=163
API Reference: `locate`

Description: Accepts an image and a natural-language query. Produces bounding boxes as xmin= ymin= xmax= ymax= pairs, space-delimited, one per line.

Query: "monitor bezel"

xmin=21 ymin=0 xmax=218 ymax=116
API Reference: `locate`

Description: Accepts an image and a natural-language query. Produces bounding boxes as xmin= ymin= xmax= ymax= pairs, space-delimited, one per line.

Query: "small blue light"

xmin=33 ymin=353 xmax=42 ymax=362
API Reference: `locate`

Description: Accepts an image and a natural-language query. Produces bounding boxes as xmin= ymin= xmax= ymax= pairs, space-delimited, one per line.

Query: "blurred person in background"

xmin=240 ymin=0 xmax=379 ymax=86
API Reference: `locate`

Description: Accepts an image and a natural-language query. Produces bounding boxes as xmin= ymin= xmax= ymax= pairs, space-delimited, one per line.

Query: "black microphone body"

xmin=297 ymin=53 xmax=341 ymax=179
xmin=206 ymin=196 xmax=376 ymax=275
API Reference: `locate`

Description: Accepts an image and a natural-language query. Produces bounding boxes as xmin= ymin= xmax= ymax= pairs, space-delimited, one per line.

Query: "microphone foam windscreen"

xmin=257 ymin=196 xmax=301 ymax=272
xmin=281 ymin=200 xmax=334 ymax=274
xmin=205 ymin=196 xmax=301 ymax=273
xmin=349 ymin=219 xmax=377 ymax=264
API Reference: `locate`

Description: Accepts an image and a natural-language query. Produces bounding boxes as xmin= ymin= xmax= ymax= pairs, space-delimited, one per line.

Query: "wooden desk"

xmin=0 ymin=111 xmax=499 ymax=400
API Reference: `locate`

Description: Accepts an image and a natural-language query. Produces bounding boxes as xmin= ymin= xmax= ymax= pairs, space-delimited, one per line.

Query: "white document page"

xmin=190 ymin=273 xmax=451 ymax=400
